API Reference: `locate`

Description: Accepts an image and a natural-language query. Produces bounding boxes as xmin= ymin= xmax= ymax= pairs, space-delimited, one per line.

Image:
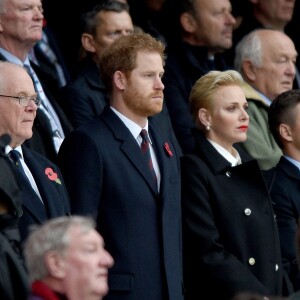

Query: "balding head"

xmin=235 ymin=29 xmax=297 ymax=100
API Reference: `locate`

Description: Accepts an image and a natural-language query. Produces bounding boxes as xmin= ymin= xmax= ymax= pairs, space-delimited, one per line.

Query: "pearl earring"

xmin=205 ymin=123 xmax=210 ymax=131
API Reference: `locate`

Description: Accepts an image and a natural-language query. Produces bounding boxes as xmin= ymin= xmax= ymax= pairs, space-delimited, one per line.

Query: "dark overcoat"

xmin=181 ymin=130 xmax=283 ymax=300
xmin=57 ymin=106 xmax=184 ymax=300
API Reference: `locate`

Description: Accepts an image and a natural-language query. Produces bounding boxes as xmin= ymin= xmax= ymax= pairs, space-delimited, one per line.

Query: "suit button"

xmin=274 ymin=214 xmax=277 ymax=221
xmin=248 ymin=257 xmax=255 ymax=265
xmin=244 ymin=208 xmax=251 ymax=216
xmin=226 ymin=171 xmax=231 ymax=177
xmin=275 ymin=264 xmax=279 ymax=271
xmin=14 ymin=209 xmax=23 ymax=217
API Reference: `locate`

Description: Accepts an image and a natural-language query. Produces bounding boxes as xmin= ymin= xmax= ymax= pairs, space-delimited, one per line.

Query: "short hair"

xmin=24 ymin=216 xmax=96 ymax=283
xmin=99 ymin=33 xmax=165 ymax=94
xmin=189 ymin=70 xmax=244 ymax=128
xmin=163 ymin=0 xmax=197 ymax=45
xmin=78 ymin=0 xmax=131 ymax=60
xmin=234 ymin=30 xmax=263 ymax=74
xmin=268 ymin=89 xmax=300 ymax=149
xmin=80 ymin=0 xmax=130 ymax=36
xmin=178 ymin=0 xmax=195 ymax=14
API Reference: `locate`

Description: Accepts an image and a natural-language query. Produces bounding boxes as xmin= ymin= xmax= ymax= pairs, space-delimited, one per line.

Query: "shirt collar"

xmin=0 ymin=48 xmax=27 ymax=66
xmin=208 ymin=139 xmax=241 ymax=166
xmin=256 ymin=90 xmax=272 ymax=106
xmin=110 ymin=106 xmax=150 ymax=141
xmin=284 ymin=155 xmax=300 ymax=171
xmin=5 ymin=145 xmax=24 ymax=159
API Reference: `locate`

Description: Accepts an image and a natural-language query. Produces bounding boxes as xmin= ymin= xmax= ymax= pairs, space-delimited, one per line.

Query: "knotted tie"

xmin=9 ymin=150 xmax=29 ymax=182
xmin=23 ymin=63 xmax=64 ymax=152
xmin=140 ymin=129 xmax=157 ymax=187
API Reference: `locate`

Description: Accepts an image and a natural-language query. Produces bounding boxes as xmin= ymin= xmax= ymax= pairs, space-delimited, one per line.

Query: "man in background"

xmin=234 ymin=29 xmax=297 ymax=169
xmin=25 ymin=216 xmax=114 ymax=300
xmin=162 ymin=0 xmax=236 ymax=153
xmin=0 ymin=0 xmax=73 ymax=162
xmin=60 ymin=0 xmax=134 ymax=128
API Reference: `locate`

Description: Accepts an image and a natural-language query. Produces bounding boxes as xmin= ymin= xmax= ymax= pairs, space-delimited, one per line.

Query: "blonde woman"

xmin=181 ymin=70 xmax=287 ymax=300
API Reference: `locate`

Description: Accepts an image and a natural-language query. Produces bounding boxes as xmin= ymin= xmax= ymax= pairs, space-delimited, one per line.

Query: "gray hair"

xmin=24 ymin=216 xmax=96 ymax=283
xmin=234 ymin=30 xmax=262 ymax=74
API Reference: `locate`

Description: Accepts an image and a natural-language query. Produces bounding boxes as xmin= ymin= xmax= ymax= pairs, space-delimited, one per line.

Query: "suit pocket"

xmin=108 ymin=273 xmax=134 ymax=291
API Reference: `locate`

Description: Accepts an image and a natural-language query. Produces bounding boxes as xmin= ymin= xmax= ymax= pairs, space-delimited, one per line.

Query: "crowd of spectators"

xmin=1 ymin=0 xmax=300 ymax=299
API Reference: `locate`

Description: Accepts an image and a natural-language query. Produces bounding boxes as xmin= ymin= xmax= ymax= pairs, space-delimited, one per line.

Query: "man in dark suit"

xmin=0 ymin=61 xmax=70 ymax=243
xmin=60 ymin=1 xmax=134 ymax=129
xmin=162 ymin=0 xmax=236 ymax=153
xmin=0 ymin=134 xmax=29 ymax=300
xmin=57 ymin=33 xmax=183 ymax=300
xmin=0 ymin=0 xmax=73 ymax=163
xmin=266 ymin=89 xmax=300 ymax=292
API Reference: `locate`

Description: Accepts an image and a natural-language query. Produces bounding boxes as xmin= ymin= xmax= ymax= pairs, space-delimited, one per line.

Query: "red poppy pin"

xmin=45 ymin=167 xmax=62 ymax=185
xmin=164 ymin=143 xmax=173 ymax=157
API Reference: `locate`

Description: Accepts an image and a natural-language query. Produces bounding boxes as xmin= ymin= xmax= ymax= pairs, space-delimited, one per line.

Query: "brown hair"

xmin=99 ymin=33 xmax=165 ymax=94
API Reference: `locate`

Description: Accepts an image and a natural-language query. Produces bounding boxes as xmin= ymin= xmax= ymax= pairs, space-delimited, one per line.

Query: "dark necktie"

xmin=140 ymin=129 xmax=157 ymax=187
xmin=9 ymin=150 xmax=44 ymax=203
xmin=9 ymin=150 xmax=29 ymax=182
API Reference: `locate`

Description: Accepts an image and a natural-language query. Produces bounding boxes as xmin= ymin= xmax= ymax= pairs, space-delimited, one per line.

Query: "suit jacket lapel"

xmin=22 ymin=147 xmax=66 ymax=218
xmin=148 ymin=121 xmax=174 ymax=198
xmin=5 ymin=155 xmax=46 ymax=223
xmin=102 ymin=107 xmax=158 ymax=194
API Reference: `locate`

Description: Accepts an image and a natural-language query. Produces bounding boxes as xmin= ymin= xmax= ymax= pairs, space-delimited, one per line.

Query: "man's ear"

xmin=81 ymin=33 xmax=96 ymax=53
xmin=180 ymin=12 xmax=197 ymax=33
xmin=279 ymin=123 xmax=293 ymax=142
xmin=113 ymin=71 xmax=126 ymax=90
xmin=45 ymin=251 xmax=66 ymax=279
xmin=242 ymin=60 xmax=257 ymax=82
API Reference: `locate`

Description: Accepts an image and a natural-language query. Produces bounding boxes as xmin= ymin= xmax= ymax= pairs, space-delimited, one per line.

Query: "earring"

xmin=205 ymin=123 xmax=210 ymax=131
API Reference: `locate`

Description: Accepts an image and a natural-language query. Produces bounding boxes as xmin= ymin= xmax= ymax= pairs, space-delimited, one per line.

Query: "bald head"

xmin=235 ymin=29 xmax=297 ymax=100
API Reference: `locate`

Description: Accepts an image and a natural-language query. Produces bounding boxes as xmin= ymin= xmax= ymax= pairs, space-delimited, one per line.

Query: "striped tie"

xmin=23 ymin=63 xmax=64 ymax=152
xmin=140 ymin=129 xmax=157 ymax=187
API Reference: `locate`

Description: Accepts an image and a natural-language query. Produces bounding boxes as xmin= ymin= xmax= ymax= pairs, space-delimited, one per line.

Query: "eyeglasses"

xmin=0 ymin=94 xmax=41 ymax=107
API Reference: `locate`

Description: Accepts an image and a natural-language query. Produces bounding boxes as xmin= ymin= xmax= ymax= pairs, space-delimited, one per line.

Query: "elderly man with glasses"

xmin=0 ymin=61 xmax=70 ymax=243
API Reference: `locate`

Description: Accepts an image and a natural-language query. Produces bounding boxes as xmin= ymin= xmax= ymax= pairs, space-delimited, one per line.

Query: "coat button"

xmin=244 ymin=208 xmax=251 ymax=216
xmin=275 ymin=264 xmax=279 ymax=271
xmin=226 ymin=171 xmax=231 ymax=177
xmin=14 ymin=209 xmax=23 ymax=217
xmin=248 ymin=257 xmax=255 ymax=265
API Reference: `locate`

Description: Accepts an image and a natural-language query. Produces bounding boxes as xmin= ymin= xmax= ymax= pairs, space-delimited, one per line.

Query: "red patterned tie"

xmin=140 ymin=129 xmax=157 ymax=187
